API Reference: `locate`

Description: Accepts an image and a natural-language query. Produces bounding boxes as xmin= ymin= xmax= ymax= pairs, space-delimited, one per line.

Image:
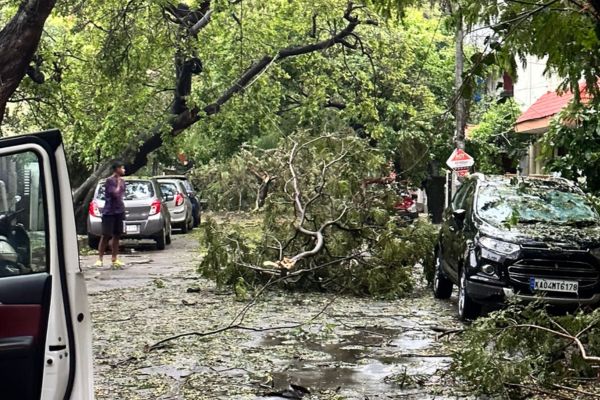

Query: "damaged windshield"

xmin=476 ymin=180 xmax=599 ymax=225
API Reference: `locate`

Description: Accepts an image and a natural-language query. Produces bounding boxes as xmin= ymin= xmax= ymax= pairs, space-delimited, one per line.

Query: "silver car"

xmin=87 ymin=177 xmax=172 ymax=250
xmin=158 ymin=179 xmax=194 ymax=233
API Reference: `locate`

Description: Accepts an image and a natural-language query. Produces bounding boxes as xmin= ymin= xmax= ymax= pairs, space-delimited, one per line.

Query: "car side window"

xmin=160 ymin=183 xmax=177 ymax=198
xmin=462 ymin=184 xmax=477 ymax=212
xmin=0 ymin=151 xmax=47 ymax=277
xmin=452 ymin=182 xmax=470 ymax=210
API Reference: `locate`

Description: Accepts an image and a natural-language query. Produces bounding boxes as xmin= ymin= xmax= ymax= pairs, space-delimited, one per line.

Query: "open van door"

xmin=0 ymin=130 xmax=93 ymax=399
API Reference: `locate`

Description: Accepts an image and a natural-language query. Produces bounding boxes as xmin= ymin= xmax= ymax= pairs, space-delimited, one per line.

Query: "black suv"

xmin=434 ymin=174 xmax=600 ymax=320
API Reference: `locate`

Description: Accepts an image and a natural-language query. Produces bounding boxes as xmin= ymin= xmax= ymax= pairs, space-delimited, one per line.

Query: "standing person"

xmin=94 ymin=161 xmax=126 ymax=269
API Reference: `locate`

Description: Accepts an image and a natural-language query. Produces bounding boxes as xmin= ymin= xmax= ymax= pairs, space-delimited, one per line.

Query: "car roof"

xmin=95 ymin=176 xmax=156 ymax=185
xmin=155 ymin=175 xmax=188 ymax=180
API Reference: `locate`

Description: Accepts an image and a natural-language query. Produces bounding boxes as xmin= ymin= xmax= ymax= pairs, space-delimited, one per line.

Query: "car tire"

xmin=187 ymin=216 xmax=194 ymax=232
xmin=88 ymin=234 xmax=100 ymax=250
xmin=458 ymin=266 xmax=481 ymax=321
xmin=156 ymin=228 xmax=167 ymax=250
xmin=433 ymin=248 xmax=453 ymax=299
xmin=166 ymin=227 xmax=172 ymax=245
xmin=181 ymin=220 xmax=189 ymax=234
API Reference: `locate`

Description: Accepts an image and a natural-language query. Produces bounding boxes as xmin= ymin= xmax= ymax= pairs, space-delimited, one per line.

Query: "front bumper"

xmin=466 ymin=278 xmax=600 ymax=307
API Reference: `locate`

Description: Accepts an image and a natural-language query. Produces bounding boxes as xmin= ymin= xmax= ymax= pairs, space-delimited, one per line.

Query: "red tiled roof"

xmin=516 ymin=82 xmax=590 ymax=124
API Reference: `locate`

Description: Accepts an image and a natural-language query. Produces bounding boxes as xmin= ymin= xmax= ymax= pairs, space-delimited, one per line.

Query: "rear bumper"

xmin=168 ymin=206 xmax=188 ymax=224
xmin=466 ymin=279 xmax=600 ymax=307
xmin=87 ymin=215 xmax=164 ymax=238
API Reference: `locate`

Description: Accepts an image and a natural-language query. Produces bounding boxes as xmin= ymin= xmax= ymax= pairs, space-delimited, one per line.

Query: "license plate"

xmin=125 ymin=224 xmax=140 ymax=234
xmin=530 ymin=277 xmax=578 ymax=294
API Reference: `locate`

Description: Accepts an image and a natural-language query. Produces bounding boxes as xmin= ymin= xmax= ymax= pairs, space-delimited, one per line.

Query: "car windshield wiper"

xmin=562 ymin=219 xmax=598 ymax=227
xmin=518 ymin=219 xmax=546 ymax=224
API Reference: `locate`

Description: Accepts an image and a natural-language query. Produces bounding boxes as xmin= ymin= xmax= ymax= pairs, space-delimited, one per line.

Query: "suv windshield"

xmin=97 ymin=180 xmax=154 ymax=201
xmin=477 ymin=180 xmax=599 ymax=225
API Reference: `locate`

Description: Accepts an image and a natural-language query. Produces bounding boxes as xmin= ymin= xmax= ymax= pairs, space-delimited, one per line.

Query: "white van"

xmin=0 ymin=130 xmax=93 ymax=399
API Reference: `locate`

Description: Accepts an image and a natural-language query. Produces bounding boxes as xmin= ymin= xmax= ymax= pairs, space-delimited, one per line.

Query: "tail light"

xmin=149 ymin=199 xmax=161 ymax=216
xmin=88 ymin=201 xmax=101 ymax=217
xmin=393 ymin=196 xmax=414 ymax=211
xmin=175 ymin=193 xmax=184 ymax=207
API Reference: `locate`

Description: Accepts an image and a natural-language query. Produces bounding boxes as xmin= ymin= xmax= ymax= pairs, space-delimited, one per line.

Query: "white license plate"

xmin=125 ymin=224 xmax=140 ymax=234
xmin=530 ymin=278 xmax=578 ymax=294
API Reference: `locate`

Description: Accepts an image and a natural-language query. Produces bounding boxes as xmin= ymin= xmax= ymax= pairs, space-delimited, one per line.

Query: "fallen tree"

xmin=453 ymin=302 xmax=600 ymax=398
xmin=198 ymin=132 xmax=438 ymax=297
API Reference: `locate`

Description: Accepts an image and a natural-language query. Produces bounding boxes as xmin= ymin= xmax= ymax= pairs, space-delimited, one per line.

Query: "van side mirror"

xmin=453 ymin=209 xmax=466 ymax=228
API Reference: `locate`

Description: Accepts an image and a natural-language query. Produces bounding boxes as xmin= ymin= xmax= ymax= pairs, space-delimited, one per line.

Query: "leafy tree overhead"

xmin=542 ymin=101 xmax=600 ymax=192
xmin=4 ymin=0 xmax=456 ymax=230
xmin=466 ymin=99 xmax=531 ymax=174
xmin=183 ymin=7 xmax=456 ymax=176
xmin=460 ymin=0 xmax=600 ymax=98
xmin=6 ymin=0 xmax=387 ymax=226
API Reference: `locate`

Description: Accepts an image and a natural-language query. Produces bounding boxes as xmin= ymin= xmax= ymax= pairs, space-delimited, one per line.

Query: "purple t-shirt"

xmin=103 ymin=176 xmax=125 ymax=215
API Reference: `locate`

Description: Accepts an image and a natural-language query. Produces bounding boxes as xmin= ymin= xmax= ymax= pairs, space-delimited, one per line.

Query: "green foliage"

xmin=542 ymin=102 xmax=600 ymax=193
xmin=466 ymin=99 xmax=532 ymax=174
xmin=198 ymin=216 xmax=263 ymax=289
xmin=453 ymin=303 xmax=600 ymax=397
xmin=198 ymin=133 xmax=438 ymax=298
xmin=4 ymin=1 xmax=456 ymax=189
xmin=461 ymin=0 xmax=600 ymax=97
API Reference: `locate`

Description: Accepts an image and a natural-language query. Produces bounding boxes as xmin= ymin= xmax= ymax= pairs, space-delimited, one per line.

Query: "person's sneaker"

xmin=111 ymin=259 xmax=125 ymax=269
xmin=93 ymin=260 xmax=103 ymax=268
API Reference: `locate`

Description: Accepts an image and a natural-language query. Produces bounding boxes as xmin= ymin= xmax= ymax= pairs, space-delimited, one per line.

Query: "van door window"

xmin=0 ymin=151 xmax=47 ymax=276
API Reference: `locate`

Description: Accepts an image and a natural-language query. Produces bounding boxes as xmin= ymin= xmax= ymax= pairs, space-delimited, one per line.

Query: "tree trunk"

xmin=0 ymin=0 xmax=57 ymax=124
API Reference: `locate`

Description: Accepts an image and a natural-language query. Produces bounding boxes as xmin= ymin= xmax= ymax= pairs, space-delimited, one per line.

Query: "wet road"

xmin=82 ymin=232 xmax=466 ymax=399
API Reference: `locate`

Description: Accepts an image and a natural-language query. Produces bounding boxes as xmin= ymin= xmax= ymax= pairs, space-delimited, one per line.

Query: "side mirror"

xmin=453 ymin=209 xmax=467 ymax=229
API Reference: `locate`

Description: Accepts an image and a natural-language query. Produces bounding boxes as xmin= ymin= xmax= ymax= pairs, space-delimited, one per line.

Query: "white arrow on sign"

xmin=446 ymin=148 xmax=474 ymax=169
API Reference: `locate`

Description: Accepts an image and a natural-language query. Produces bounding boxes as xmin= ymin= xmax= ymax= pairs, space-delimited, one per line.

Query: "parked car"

xmin=435 ymin=174 xmax=600 ymax=320
xmin=393 ymin=188 xmax=419 ymax=222
xmin=158 ymin=179 xmax=194 ymax=233
xmin=87 ymin=177 xmax=172 ymax=250
xmin=155 ymin=175 xmax=201 ymax=226
xmin=0 ymin=129 xmax=93 ymax=399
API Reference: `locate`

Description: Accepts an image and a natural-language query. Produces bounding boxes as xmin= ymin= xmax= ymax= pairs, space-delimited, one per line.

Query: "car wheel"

xmin=88 ymin=234 xmax=100 ymax=250
xmin=181 ymin=220 xmax=189 ymax=234
xmin=433 ymin=248 xmax=453 ymax=299
xmin=187 ymin=216 xmax=194 ymax=232
xmin=156 ymin=228 xmax=166 ymax=250
xmin=166 ymin=227 xmax=172 ymax=245
xmin=458 ymin=266 xmax=481 ymax=321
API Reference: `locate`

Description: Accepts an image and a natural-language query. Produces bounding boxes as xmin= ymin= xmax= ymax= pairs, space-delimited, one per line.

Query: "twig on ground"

xmin=551 ymin=384 xmax=600 ymax=399
xmin=505 ymin=383 xmax=576 ymax=400
xmin=146 ymin=295 xmax=337 ymax=351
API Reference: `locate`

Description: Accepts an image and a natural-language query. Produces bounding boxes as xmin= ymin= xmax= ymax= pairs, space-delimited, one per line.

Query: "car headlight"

xmin=479 ymin=237 xmax=520 ymax=256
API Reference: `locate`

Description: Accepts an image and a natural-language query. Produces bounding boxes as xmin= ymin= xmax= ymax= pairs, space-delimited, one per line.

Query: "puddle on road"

xmin=138 ymin=365 xmax=195 ymax=380
xmin=249 ymin=325 xmax=452 ymax=399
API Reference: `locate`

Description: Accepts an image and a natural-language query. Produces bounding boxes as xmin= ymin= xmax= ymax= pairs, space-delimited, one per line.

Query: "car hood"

xmin=478 ymin=220 xmax=600 ymax=249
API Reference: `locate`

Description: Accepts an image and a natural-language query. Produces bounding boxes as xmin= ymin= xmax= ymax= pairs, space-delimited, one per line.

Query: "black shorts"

xmin=102 ymin=213 xmax=125 ymax=236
